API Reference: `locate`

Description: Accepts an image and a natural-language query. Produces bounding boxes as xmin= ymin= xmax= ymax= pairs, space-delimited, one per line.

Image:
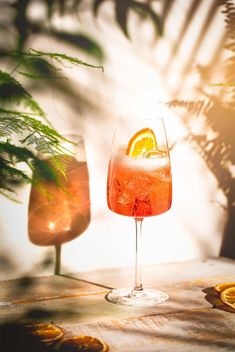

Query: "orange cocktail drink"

xmin=106 ymin=121 xmax=172 ymax=306
xmin=28 ymin=156 xmax=90 ymax=246
xmin=107 ymin=149 xmax=172 ymax=218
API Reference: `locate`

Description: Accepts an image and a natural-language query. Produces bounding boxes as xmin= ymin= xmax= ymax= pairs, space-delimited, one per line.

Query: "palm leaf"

xmin=130 ymin=0 xmax=163 ymax=36
xmin=92 ymin=0 xmax=162 ymax=37
xmin=48 ymin=31 xmax=105 ymax=61
xmin=115 ymin=0 xmax=130 ymax=37
xmin=93 ymin=0 xmax=106 ymax=15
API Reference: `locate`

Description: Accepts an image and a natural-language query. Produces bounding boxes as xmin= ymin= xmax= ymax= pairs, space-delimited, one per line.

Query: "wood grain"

xmin=0 ymin=257 xmax=235 ymax=351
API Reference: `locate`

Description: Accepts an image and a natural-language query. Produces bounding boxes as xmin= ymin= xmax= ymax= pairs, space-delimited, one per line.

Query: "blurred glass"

xmin=28 ymin=135 xmax=90 ymax=273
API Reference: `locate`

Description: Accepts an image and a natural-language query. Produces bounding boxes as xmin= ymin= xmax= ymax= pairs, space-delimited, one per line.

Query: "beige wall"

xmin=0 ymin=0 xmax=229 ymax=279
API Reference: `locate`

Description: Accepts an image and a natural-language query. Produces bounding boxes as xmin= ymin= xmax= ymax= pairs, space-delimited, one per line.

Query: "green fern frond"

xmin=0 ymin=108 xmax=61 ymax=141
xmin=0 ymin=47 xmax=103 ymax=200
xmin=0 ymin=70 xmax=46 ymax=117
xmin=15 ymin=49 xmax=104 ymax=72
xmin=0 ymin=154 xmax=31 ymax=179
xmin=0 ymin=147 xmax=33 ymax=200
xmin=16 ymin=69 xmax=66 ymax=80
xmin=0 ymin=141 xmax=68 ymax=194
xmin=0 ymin=108 xmax=73 ymax=177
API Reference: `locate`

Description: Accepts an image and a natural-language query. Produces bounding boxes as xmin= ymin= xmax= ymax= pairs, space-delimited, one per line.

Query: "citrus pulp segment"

xmin=214 ymin=282 xmax=235 ymax=293
xmin=57 ymin=335 xmax=109 ymax=351
xmin=126 ymin=127 xmax=157 ymax=157
xmin=25 ymin=323 xmax=64 ymax=343
xmin=221 ymin=287 xmax=235 ymax=309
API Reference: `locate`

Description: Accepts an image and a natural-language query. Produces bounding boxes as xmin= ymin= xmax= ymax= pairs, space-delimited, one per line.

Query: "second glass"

xmin=28 ymin=134 xmax=90 ymax=274
xmin=106 ymin=118 xmax=172 ymax=306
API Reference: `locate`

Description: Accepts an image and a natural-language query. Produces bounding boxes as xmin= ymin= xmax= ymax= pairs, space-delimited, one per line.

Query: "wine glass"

xmin=106 ymin=118 xmax=172 ymax=306
xmin=28 ymin=134 xmax=90 ymax=274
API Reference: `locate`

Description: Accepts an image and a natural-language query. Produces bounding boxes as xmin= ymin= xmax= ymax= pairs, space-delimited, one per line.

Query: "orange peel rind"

xmin=221 ymin=287 xmax=235 ymax=310
xmin=214 ymin=282 xmax=235 ymax=294
xmin=56 ymin=335 xmax=109 ymax=352
xmin=25 ymin=323 xmax=64 ymax=343
xmin=126 ymin=127 xmax=157 ymax=157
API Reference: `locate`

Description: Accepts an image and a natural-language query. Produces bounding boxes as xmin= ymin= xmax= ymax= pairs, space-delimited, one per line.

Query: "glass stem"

xmin=134 ymin=218 xmax=143 ymax=292
xmin=55 ymin=244 xmax=61 ymax=275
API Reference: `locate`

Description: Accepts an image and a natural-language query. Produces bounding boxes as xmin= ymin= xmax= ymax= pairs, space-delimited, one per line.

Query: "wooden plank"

xmin=1 ymin=274 xmax=235 ymax=325
xmin=1 ymin=257 xmax=234 ymax=305
xmin=0 ymin=258 xmax=234 ymax=351
xmin=0 ymin=274 xmax=105 ymax=310
xmin=62 ymin=309 xmax=235 ymax=352
xmin=66 ymin=257 xmax=235 ymax=289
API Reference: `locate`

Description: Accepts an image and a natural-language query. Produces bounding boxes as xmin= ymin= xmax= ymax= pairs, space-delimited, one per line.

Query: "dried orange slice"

xmin=221 ymin=287 xmax=235 ymax=310
xmin=126 ymin=127 xmax=157 ymax=157
xmin=25 ymin=323 xmax=64 ymax=343
xmin=57 ymin=335 xmax=109 ymax=352
xmin=214 ymin=282 xmax=235 ymax=294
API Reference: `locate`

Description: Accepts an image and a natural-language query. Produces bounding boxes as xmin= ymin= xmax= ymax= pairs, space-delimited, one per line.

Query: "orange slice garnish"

xmin=57 ymin=335 xmax=109 ymax=352
xmin=221 ymin=287 xmax=235 ymax=310
xmin=126 ymin=127 xmax=157 ymax=157
xmin=25 ymin=323 xmax=64 ymax=343
xmin=214 ymin=282 xmax=235 ymax=294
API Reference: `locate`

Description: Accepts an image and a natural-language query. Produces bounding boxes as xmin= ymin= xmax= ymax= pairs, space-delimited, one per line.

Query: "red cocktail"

xmin=107 ymin=149 xmax=172 ymax=217
xmin=106 ymin=119 xmax=172 ymax=306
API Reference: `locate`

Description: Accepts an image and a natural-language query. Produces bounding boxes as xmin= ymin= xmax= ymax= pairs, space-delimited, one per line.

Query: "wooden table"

xmin=0 ymin=257 xmax=235 ymax=351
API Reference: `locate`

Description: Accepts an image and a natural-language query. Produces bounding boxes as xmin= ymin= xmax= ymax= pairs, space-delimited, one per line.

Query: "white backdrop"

xmin=0 ymin=0 xmax=228 ymax=279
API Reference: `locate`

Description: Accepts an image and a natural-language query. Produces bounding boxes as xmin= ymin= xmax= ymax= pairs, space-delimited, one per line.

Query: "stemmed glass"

xmin=28 ymin=134 xmax=90 ymax=274
xmin=106 ymin=118 xmax=172 ymax=306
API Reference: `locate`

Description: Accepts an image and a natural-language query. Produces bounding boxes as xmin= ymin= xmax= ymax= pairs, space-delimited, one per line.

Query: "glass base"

xmin=106 ymin=288 xmax=169 ymax=307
